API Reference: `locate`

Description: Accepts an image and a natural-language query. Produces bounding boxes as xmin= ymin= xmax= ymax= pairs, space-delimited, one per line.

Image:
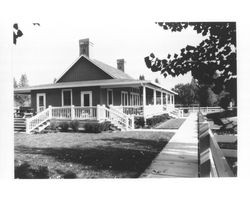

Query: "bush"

xmin=134 ymin=116 xmax=145 ymax=128
xmin=146 ymin=113 xmax=170 ymax=128
xmin=84 ymin=122 xmax=111 ymax=133
xmin=70 ymin=120 xmax=80 ymax=132
xmin=184 ymin=109 xmax=189 ymax=113
xmin=59 ymin=121 xmax=69 ymax=132
xmin=15 ymin=161 xmax=49 ymax=179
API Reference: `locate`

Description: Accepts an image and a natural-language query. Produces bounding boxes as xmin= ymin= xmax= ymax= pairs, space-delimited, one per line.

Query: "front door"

xmin=81 ymin=91 xmax=92 ymax=107
xmin=36 ymin=93 xmax=46 ymax=112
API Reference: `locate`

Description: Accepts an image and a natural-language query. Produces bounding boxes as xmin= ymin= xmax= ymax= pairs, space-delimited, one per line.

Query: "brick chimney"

xmin=79 ymin=38 xmax=89 ymax=57
xmin=117 ymin=59 xmax=125 ymax=72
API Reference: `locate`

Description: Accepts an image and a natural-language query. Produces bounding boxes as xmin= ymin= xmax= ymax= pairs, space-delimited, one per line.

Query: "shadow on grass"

xmin=15 ymin=137 xmax=171 ymax=178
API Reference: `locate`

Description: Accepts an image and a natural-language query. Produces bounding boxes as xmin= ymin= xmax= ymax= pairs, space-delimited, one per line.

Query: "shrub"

xmin=146 ymin=113 xmax=170 ymax=128
xmin=134 ymin=116 xmax=145 ymax=128
xmin=15 ymin=161 xmax=49 ymax=179
xmin=84 ymin=121 xmax=111 ymax=133
xmin=70 ymin=120 xmax=80 ymax=132
xmin=59 ymin=121 xmax=69 ymax=132
xmin=184 ymin=109 xmax=189 ymax=113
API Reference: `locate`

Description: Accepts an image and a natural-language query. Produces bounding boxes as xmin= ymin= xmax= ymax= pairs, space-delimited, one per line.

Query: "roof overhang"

xmin=14 ymin=79 xmax=177 ymax=95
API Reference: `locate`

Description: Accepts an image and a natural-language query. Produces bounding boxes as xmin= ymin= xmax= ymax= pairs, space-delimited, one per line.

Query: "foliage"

xmin=146 ymin=114 xmax=170 ymax=127
xmin=155 ymin=78 xmax=160 ymax=84
xmin=134 ymin=116 xmax=145 ymax=128
xmin=14 ymin=74 xmax=30 ymax=106
xmin=84 ymin=122 xmax=111 ymax=133
xmin=15 ymin=161 xmax=49 ymax=179
xmin=172 ymin=80 xmax=198 ymax=106
xmin=139 ymin=75 xmax=145 ymax=80
xmin=59 ymin=121 xmax=69 ymax=132
xmin=145 ymin=22 xmax=236 ymax=107
xmin=70 ymin=120 xmax=80 ymax=132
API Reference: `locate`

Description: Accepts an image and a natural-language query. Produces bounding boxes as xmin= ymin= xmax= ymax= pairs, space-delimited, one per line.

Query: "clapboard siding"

xmin=57 ymin=56 xmax=113 ymax=82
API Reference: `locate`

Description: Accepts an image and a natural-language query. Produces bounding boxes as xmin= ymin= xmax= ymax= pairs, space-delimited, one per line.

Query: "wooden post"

xmin=48 ymin=105 xmax=52 ymax=119
xmin=71 ymin=105 xmax=75 ymax=120
xmin=26 ymin=118 xmax=30 ymax=134
xmin=143 ymin=85 xmax=146 ymax=118
xmin=131 ymin=115 xmax=135 ymax=129
xmin=153 ymin=89 xmax=156 ymax=105
xmin=96 ymin=105 xmax=100 ymax=121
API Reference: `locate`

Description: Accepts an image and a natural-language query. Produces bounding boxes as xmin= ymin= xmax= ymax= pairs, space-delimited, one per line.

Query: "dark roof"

xmin=56 ymin=55 xmax=133 ymax=83
xmin=92 ymin=59 xmax=133 ymax=80
xmin=14 ymin=78 xmax=177 ymax=95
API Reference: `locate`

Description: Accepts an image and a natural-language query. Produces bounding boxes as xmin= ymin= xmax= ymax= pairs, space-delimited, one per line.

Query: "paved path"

xmin=140 ymin=113 xmax=198 ymax=178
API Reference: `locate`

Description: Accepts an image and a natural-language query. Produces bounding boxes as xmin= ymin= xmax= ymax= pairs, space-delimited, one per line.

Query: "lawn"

xmin=154 ymin=118 xmax=186 ymax=129
xmin=15 ymin=131 xmax=174 ymax=179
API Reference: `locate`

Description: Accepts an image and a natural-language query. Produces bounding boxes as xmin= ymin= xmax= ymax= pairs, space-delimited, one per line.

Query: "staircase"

xmin=103 ymin=106 xmax=134 ymax=131
xmin=14 ymin=118 xmax=26 ymax=132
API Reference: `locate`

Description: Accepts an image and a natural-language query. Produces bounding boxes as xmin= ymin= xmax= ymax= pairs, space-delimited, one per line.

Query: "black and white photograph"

xmin=0 ymin=0 xmax=250 ymax=197
xmin=12 ymin=21 xmax=237 ymax=179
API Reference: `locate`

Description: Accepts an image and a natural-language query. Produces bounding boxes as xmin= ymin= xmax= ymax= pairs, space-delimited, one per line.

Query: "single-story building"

xmin=14 ymin=38 xmax=178 ymax=132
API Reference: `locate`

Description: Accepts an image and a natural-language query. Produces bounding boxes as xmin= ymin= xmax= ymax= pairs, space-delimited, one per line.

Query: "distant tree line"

xmin=14 ymin=74 xmax=31 ymax=107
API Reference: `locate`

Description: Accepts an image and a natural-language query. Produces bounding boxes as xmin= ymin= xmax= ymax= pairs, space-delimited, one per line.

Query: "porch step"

xmin=14 ymin=118 xmax=26 ymax=132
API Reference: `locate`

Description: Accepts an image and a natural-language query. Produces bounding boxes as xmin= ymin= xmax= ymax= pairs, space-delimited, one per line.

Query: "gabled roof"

xmin=56 ymin=55 xmax=133 ymax=83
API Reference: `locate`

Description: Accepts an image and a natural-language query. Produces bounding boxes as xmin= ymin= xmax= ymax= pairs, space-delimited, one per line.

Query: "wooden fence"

xmin=198 ymin=112 xmax=236 ymax=177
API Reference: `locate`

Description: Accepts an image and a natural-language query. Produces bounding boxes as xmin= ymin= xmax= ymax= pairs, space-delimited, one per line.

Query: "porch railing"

xmin=26 ymin=106 xmax=52 ymax=133
xmin=102 ymin=106 xmax=134 ymax=130
xmin=110 ymin=105 xmax=143 ymax=116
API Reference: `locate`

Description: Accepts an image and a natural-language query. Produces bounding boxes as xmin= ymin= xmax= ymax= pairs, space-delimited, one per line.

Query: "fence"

xmin=198 ymin=112 xmax=235 ymax=177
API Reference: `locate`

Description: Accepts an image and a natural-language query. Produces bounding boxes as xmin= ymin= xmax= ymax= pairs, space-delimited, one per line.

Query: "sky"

xmin=12 ymin=21 xmax=206 ymax=90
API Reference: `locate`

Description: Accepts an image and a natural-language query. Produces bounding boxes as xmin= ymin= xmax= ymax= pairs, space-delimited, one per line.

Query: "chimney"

xmin=79 ymin=38 xmax=89 ymax=57
xmin=117 ymin=59 xmax=125 ymax=72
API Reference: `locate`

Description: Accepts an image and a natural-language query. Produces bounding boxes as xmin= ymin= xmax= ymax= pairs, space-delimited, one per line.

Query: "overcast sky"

xmin=12 ymin=21 xmax=206 ymax=89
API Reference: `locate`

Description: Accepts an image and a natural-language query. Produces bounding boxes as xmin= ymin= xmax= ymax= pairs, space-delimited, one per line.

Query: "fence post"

xmin=25 ymin=118 xmax=30 ymax=134
xmin=96 ymin=105 xmax=100 ymax=121
xmin=131 ymin=115 xmax=135 ymax=129
xmin=71 ymin=105 xmax=75 ymax=120
xmin=48 ymin=105 xmax=52 ymax=119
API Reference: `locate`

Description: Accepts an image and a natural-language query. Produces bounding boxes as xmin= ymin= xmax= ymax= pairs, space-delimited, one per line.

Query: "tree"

xmin=19 ymin=74 xmax=29 ymax=87
xmin=145 ymin=22 xmax=236 ymax=107
xmin=139 ymin=75 xmax=145 ymax=80
xmin=14 ymin=74 xmax=30 ymax=106
xmin=155 ymin=78 xmax=160 ymax=84
xmin=172 ymin=81 xmax=198 ymax=106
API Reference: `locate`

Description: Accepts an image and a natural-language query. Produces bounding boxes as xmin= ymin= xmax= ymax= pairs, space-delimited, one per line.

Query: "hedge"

xmin=84 ymin=121 xmax=111 ymax=133
xmin=146 ymin=113 xmax=170 ymax=128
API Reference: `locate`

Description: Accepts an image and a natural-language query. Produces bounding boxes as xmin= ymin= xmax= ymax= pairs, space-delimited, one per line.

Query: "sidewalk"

xmin=140 ymin=113 xmax=198 ymax=178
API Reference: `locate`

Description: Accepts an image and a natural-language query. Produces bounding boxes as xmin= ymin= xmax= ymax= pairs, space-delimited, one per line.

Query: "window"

xmin=163 ymin=93 xmax=166 ymax=105
xmin=62 ymin=89 xmax=72 ymax=106
xmin=121 ymin=91 xmax=128 ymax=106
xmin=130 ymin=92 xmax=140 ymax=106
xmin=107 ymin=89 xmax=113 ymax=105
xmin=167 ymin=94 xmax=171 ymax=104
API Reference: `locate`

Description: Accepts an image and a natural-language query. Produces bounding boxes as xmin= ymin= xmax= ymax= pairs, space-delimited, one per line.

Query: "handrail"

xmin=198 ymin=112 xmax=235 ymax=177
xmin=104 ymin=106 xmax=134 ymax=130
xmin=26 ymin=106 xmax=52 ymax=133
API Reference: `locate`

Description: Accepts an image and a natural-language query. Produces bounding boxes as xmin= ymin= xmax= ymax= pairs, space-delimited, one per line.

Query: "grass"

xmin=154 ymin=118 xmax=186 ymax=129
xmin=15 ymin=131 xmax=174 ymax=178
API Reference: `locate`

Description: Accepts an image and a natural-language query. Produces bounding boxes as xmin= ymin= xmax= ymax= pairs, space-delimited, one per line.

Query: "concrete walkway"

xmin=140 ymin=113 xmax=198 ymax=178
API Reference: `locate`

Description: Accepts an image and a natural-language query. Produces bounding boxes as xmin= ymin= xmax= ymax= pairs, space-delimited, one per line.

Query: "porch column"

xmin=161 ymin=91 xmax=163 ymax=105
xmin=143 ymin=85 xmax=146 ymax=117
xmin=173 ymin=94 xmax=175 ymax=107
xmin=153 ymin=89 xmax=156 ymax=105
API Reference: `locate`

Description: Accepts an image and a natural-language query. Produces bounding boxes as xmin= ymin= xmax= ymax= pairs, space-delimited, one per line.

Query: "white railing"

xmin=179 ymin=106 xmax=224 ymax=114
xmin=110 ymin=105 xmax=143 ymax=116
xmin=51 ymin=106 xmax=72 ymax=119
xmin=74 ymin=106 xmax=97 ymax=120
xmin=26 ymin=106 xmax=52 ymax=133
xmin=102 ymin=106 xmax=134 ymax=130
